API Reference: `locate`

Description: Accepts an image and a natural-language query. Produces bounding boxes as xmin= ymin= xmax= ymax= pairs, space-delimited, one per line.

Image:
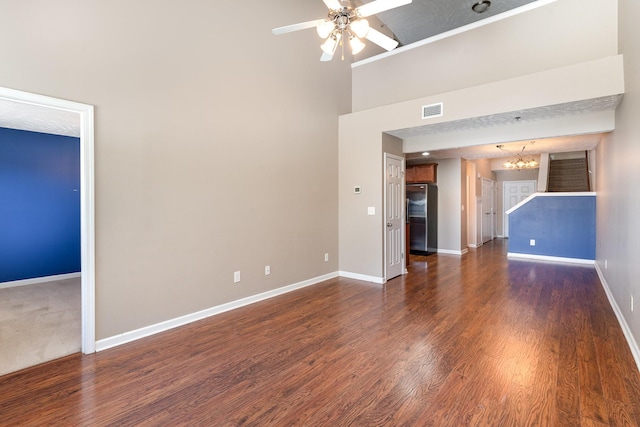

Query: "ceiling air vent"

xmin=422 ymin=102 xmax=443 ymax=119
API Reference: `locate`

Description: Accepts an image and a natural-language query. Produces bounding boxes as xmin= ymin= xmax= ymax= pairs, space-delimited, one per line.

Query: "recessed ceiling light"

xmin=472 ymin=0 xmax=491 ymax=13
xmin=422 ymin=152 xmax=430 ymax=156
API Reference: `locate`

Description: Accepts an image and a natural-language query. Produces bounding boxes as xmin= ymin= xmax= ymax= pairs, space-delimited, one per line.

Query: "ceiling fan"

xmin=272 ymin=0 xmax=412 ymax=61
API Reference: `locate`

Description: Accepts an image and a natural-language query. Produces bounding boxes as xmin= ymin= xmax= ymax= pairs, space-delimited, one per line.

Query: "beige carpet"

xmin=0 ymin=278 xmax=81 ymax=377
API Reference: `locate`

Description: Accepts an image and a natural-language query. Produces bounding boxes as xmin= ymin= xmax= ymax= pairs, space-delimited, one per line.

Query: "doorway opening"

xmin=0 ymin=87 xmax=95 ymax=354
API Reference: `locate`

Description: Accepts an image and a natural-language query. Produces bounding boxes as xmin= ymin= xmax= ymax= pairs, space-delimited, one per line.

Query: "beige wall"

xmin=597 ymin=0 xmax=640 ymax=360
xmin=435 ymin=158 xmax=464 ymax=252
xmin=339 ymin=117 xmax=386 ymax=279
xmin=352 ymin=0 xmax=618 ymax=111
xmin=0 ymin=0 xmax=351 ymax=340
xmin=473 ymin=159 xmax=496 ymax=195
xmin=339 ymin=0 xmax=621 ymax=280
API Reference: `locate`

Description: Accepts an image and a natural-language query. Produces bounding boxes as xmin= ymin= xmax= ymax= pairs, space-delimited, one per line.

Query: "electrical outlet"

xmin=324 ymin=253 xmax=329 ymax=262
xmin=605 ymin=259 xmax=608 ymax=269
xmin=529 ymin=239 xmax=536 ymax=246
xmin=233 ymin=271 xmax=241 ymax=283
xmin=632 ymin=295 xmax=635 ymax=312
xmin=265 ymin=265 xmax=270 ymax=276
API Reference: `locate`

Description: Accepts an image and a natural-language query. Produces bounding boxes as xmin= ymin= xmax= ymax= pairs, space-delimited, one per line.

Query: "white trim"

xmin=339 ymin=271 xmax=385 ymax=284
xmin=507 ymin=252 xmax=594 ymax=265
xmin=96 ymin=272 xmax=339 ymax=352
xmin=352 ymin=0 xmax=559 ymax=68
xmin=0 ymin=272 xmax=81 ymax=289
xmin=506 ymin=191 xmax=596 ymax=215
xmin=0 ymin=87 xmax=96 ymax=354
xmin=437 ymin=248 xmax=468 ymax=256
xmin=595 ymin=264 xmax=640 ymax=372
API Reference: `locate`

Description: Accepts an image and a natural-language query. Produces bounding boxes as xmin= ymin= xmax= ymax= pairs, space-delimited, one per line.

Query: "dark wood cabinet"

xmin=406 ymin=163 xmax=437 ymax=183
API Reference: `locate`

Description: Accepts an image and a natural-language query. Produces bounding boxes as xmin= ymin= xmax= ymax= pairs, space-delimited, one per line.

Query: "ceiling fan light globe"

xmin=321 ymin=34 xmax=339 ymax=55
xmin=317 ymin=20 xmax=335 ymax=39
xmin=350 ymin=19 xmax=370 ymax=38
xmin=350 ymin=36 xmax=366 ymax=55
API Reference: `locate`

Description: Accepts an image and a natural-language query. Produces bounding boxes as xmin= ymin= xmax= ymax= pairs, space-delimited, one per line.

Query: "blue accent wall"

xmin=0 ymin=127 xmax=80 ymax=282
xmin=508 ymin=195 xmax=595 ymax=260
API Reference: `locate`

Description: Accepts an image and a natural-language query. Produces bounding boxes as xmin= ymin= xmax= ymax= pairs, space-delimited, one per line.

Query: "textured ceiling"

xmin=400 ymin=95 xmax=622 ymax=162
xmin=388 ymin=95 xmax=622 ymax=139
xmin=0 ymin=98 xmax=80 ymax=137
xmin=372 ymin=0 xmax=539 ymax=46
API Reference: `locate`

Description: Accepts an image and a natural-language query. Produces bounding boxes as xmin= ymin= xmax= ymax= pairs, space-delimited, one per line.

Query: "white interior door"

xmin=491 ymin=180 xmax=498 ymax=239
xmin=384 ymin=153 xmax=404 ymax=281
xmin=503 ymin=180 xmax=536 ymax=238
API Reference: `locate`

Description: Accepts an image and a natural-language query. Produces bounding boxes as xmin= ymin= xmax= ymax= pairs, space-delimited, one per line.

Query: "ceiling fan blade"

xmin=322 ymin=0 xmax=342 ymax=11
xmin=365 ymin=28 xmax=399 ymax=51
xmin=320 ymin=32 xmax=341 ymax=61
xmin=272 ymin=19 xmax=326 ymax=35
xmin=320 ymin=51 xmax=335 ymax=62
xmin=356 ymin=0 xmax=412 ymax=18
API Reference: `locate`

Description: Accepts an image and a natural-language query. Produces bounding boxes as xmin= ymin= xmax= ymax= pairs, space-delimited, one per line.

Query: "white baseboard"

xmin=0 ymin=272 xmax=81 ymax=289
xmin=595 ymin=264 xmax=640 ymax=373
xmin=437 ymin=249 xmax=467 ymax=256
xmin=96 ymin=271 xmax=339 ymax=352
xmin=507 ymin=252 xmax=595 ymax=265
xmin=338 ymin=271 xmax=385 ymax=284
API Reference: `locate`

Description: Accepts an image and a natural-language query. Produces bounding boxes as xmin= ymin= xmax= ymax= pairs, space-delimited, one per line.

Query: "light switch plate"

xmin=368 ymin=207 xmax=375 ymax=215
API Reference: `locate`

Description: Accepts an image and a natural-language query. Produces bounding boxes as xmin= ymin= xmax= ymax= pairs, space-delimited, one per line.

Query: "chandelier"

xmin=497 ymin=143 xmax=539 ymax=170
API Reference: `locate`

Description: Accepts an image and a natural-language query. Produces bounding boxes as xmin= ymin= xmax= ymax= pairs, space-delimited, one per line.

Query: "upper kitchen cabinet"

xmin=406 ymin=164 xmax=437 ymax=183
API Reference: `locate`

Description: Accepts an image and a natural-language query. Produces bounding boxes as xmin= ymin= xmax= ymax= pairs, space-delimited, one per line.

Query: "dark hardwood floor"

xmin=2 ymin=240 xmax=640 ymax=426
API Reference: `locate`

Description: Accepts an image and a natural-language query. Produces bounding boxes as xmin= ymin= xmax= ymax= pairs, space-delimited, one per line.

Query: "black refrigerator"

xmin=406 ymin=184 xmax=438 ymax=255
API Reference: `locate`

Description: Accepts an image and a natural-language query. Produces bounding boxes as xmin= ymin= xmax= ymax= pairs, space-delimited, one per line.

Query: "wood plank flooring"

xmin=2 ymin=240 xmax=640 ymax=426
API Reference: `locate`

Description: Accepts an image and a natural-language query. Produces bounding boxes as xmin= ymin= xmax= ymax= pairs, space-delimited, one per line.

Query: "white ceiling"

xmin=405 ymin=133 xmax=605 ymax=164
xmin=388 ymin=96 xmax=622 ymax=140
xmin=0 ymin=98 xmax=80 ymax=137
xmin=397 ymin=95 xmax=622 ymax=162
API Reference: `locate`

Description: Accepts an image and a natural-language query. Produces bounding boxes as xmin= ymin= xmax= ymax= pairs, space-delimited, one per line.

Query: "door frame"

xmin=480 ymin=177 xmax=497 ymax=244
xmin=0 ymin=87 xmax=96 ymax=353
xmin=383 ymin=153 xmax=406 ymax=282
